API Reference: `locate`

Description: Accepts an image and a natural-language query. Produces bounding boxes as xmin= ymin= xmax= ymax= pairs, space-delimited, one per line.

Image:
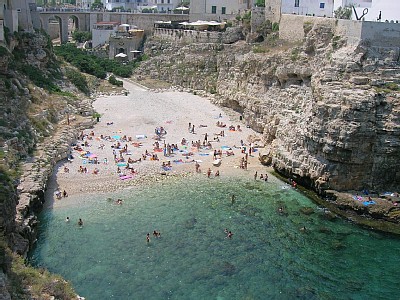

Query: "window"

xmin=294 ymin=0 xmax=299 ymax=7
xmin=222 ymin=7 xmax=226 ymax=14
xmin=211 ymin=6 xmax=216 ymax=14
xmin=320 ymin=3 xmax=325 ymax=8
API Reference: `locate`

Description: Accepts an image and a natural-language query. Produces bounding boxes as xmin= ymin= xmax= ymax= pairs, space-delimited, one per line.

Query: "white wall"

xmin=281 ymin=0 xmax=334 ymax=17
xmin=92 ymin=28 xmax=114 ymax=47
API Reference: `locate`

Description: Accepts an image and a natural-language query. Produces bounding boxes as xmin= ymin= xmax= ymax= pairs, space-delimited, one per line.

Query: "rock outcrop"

xmin=133 ymin=23 xmax=400 ymax=193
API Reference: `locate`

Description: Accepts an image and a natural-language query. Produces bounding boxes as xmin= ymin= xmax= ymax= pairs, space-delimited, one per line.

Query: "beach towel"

xmin=173 ymin=160 xmax=184 ymax=164
xmin=112 ymin=135 xmax=121 ymax=140
xmin=363 ymin=201 xmax=376 ymax=206
xmin=136 ymin=135 xmax=147 ymax=139
xmin=154 ymin=148 xmax=163 ymax=152
xmin=221 ymin=146 xmax=231 ymax=150
xmin=162 ymin=166 xmax=172 ymax=171
xmin=352 ymin=195 xmax=363 ymax=201
xmin=198 ymin=153 xmax=209 ymax=156
xmin=120 ymin=175 xmax=133 ymax=180
xmin=117 ymin=162 xmax=127 ymax=167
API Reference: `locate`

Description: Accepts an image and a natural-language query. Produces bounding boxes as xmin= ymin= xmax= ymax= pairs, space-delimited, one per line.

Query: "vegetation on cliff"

xmin=0 ymin=30 xmax=97 ymax=299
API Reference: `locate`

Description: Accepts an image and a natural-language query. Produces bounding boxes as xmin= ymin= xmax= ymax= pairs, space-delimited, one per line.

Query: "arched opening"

xmin=118 ymin=48 xmax=125 ymax=53
xmin=47 ymin=16 xmax=62 ymax=44
xmin=68 ymin=15 xmax=79 ymax=36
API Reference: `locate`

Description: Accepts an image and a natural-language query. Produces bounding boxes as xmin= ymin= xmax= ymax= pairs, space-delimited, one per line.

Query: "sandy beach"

xmin=46 ymin=80 xmax=267 ymax=208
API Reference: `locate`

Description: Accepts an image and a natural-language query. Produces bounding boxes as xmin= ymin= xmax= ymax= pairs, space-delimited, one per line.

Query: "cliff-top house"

xmin=280 ymin=0 xmax=334 ymax=17
xmin=190 ymin=0 xmax=253 ymax=22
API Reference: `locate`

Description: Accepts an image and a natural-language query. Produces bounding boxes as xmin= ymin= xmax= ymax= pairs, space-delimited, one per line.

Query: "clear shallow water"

xmin=30 ymin=175 xmax=400 ymax=300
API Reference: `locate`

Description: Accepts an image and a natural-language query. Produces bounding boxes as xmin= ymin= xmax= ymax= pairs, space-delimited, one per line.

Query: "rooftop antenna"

xmin=352 ymin=6 xmax=369 ymax=20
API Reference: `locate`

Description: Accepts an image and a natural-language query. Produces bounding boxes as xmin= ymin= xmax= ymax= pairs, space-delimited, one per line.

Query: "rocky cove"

xmin=0 ymin=19 xmax=399 ymax=298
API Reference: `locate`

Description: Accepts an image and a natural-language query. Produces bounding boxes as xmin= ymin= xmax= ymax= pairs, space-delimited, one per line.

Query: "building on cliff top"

xmin=281 ymin=0 xmax=334 ymax=17
xmin=190 ymin=0 xmax=253 ymax=22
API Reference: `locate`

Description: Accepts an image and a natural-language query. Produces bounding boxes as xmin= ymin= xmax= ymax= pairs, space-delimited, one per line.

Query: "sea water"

xmin=30 ymin=175 xmax=400 ymax=300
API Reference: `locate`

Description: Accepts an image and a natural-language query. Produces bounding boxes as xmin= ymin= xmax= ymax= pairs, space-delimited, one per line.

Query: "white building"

xmin=103 ymin=0 xmax=149 ymax=12
xmin=91 ymin=21 xmax=120 ymax=48
xmin=190 ymin=0 xmax=252 ymax=22
xmin=281 ymin=0 xmax=334 ymax=17
xmin=149 ymin=0 xmax=181 ymax=13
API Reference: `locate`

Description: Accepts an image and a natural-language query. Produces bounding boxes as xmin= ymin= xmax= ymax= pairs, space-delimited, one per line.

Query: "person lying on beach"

xmin=226 ymin=150 xmax=234 ymax=156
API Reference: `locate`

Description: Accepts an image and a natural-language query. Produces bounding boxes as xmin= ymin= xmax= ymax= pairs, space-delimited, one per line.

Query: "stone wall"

xmin=153 ymin=27 xmax=244 ymax=44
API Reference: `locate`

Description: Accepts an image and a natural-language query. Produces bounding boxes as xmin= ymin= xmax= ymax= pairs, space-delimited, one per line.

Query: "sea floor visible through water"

xmin=30 ymin=174 xmax=400 ymax=300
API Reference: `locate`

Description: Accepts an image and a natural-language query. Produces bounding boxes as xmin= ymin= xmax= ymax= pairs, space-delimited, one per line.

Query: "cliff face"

xmin=0 ymin=31 xmax=96 ymax=299
xmin=134 ymin=24 xmax=400 ymax=192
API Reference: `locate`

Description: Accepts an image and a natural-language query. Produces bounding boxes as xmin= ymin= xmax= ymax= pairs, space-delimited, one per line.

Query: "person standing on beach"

xmin=254 ymin=171 xmax=258 ymax=180
xmin=192 ymin=125 xmax=195 ymax=134
xmin=207 ymin=168 xmax=212 ymax=178
xmin=189 ymin=123 xmax=192 ymax=133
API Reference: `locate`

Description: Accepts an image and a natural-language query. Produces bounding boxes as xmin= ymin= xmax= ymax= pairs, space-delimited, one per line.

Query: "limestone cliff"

xmin=134 ymin=24 xmax=400 ymax=193
xmin=0 ymin=31 xmax=96 ymax=299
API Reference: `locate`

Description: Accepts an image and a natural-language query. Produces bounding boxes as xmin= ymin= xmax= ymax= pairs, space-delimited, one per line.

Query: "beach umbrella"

xmin=176 ymin=6 xmax=189 ymax=10
xmin=115 ymin=53 xmax=128 ymax=58
xmin=88 ymin=153 xmax=97 ymax=158
xmin=120 ymin=24 xmax=130 ymax=27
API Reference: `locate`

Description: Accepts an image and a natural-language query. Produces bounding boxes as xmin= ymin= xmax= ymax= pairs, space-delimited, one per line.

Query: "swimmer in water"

xmin=146 ymin=233 xmax=150 ymax=243
xmin=65 ymin=217 xmax=70 ymax=222
xmin=78 ymin=218 xmax=83 ymax=227
xmin=231 ymin=194 xmax=236 ymax=205
xmin=153 ymin=230 xmax=161 ymax=237
xmin=227 ymin=231 xmax=233 ymax=238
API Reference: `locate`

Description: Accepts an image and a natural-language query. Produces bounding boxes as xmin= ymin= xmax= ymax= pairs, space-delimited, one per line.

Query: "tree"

xmin=91 ymin=0 xmax=104 ymax=10
xmin=72 ymin=31 xmax=92 ymax=43
xmin=334 ymin=6 xmax=352 ymax=20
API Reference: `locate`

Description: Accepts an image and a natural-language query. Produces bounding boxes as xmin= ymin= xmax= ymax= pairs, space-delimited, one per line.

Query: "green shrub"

xmin=65 ymin=68 xmax=89 ymax=94
xmin=21 ymin=65 xmax=60 ymax=93
xmin=108 ymin=75 xmax=123 ymax=86
xmin=55 ymin=44 xmax=134 ymax=80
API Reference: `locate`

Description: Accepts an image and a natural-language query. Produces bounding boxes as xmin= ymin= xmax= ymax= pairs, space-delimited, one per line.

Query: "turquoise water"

xmin=30 ymin=175 xmax=400 ymax=300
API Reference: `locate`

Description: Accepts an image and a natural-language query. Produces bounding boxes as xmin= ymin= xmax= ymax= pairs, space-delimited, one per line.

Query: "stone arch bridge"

xmin=39 ymin=11 xmax=188 ymax=43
